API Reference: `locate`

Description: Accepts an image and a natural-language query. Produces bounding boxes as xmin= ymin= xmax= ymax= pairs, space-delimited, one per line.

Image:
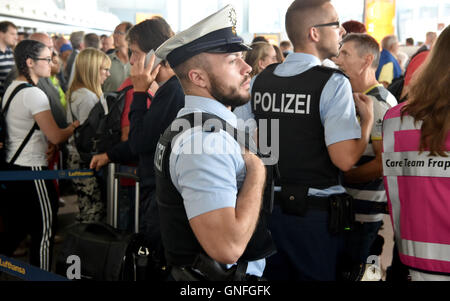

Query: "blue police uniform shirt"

xmin=169 ymin=95 xmax=265 ymax=276
xmin=234 ymin=52 xmax=361 ymax=197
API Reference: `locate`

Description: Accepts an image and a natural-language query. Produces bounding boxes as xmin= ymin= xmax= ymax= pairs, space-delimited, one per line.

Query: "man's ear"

xmin=363 ymin=53 xmax=374 ymax=71
xmin=188 ymin=68 xmax=208 ymax=88
xmin=309 ymin=27 xmax=320 ymax=43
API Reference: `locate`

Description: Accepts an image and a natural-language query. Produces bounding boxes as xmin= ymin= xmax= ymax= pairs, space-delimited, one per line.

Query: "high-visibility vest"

xmin=382 ymin=102 xmax=450 ymax=274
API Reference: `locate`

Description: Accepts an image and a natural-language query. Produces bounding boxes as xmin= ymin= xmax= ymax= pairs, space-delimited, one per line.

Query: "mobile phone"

xmin=144 ymin=49 xmax=162 ymax=71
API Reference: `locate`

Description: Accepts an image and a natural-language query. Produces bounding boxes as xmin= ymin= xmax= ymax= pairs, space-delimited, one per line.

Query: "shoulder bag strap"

xmin=2 ymin=83 xmax=38 ymax=165
xmin=9 ymin=123 xmax=38 ymax=165
xmin=2 ymin=83 xmax=32 ymax=114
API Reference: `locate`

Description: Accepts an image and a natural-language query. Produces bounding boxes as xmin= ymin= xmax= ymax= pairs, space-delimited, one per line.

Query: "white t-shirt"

xmin=66 ymin=88 xmax=99 ymax=125
xmin=66 ymin=87 xmax=109 ymax=149
xmin=2 ymin=80 xmax=50 ymax=167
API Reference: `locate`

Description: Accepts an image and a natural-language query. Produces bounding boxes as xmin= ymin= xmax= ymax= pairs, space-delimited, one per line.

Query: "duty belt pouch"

xmin=278 ymin=185 xmax=309 ymax=217
xmin=328 ymin=193 xmax=355 ymax=235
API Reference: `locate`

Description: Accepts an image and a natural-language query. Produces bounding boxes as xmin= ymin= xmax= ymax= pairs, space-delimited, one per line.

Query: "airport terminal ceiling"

xmin=0 ymin=0 xmax=449 ymax=43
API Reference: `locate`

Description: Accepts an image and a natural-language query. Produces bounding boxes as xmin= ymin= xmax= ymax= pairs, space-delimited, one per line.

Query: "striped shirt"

xmin=344 ymin=85 xmax=394 ymax=222
xmin=0 ymin=47 xmax=15 ymax=97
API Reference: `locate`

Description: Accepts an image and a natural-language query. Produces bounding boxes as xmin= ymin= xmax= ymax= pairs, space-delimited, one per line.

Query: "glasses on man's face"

xmin=313 ymin=21 xmax=340 ymax=28
xmin=113 ymin=30 xmax=126 ymax=36
xmin=34 ymin=57 xmax=52 ymax=64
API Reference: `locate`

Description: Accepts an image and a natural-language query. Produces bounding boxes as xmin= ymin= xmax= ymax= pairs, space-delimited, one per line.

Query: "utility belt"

xmin=170 ymin=253 xmax=264 ymax=281
xmin=274 ymin=185 xmax=354 ymax=234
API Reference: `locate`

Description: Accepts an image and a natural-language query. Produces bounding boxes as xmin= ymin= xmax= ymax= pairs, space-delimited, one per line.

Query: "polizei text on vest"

xmin=253 ymin=92 xmax=311 ymax=114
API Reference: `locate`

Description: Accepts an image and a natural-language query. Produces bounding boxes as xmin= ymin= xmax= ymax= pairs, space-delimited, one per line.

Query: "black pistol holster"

xmin=328 ymin=193 xmax=355 ymax=234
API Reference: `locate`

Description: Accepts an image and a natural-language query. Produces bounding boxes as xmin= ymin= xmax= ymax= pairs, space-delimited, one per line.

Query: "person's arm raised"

xmin=189 ymin=150 xmax=266 ymax=264
xmin=327 ymin=93 xmax=374 ymax=172
xmin=130 ymin=52 xmax=161 ymax=92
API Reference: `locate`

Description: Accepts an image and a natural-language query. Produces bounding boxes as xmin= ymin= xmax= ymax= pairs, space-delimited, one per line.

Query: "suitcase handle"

xmin=112 ymin=168 xmax=140 ymax=233
xmin=107 ymin=164 xmax=140 ymax=233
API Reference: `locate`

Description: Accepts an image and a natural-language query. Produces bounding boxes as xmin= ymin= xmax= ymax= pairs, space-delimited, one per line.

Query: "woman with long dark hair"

xmin=382 ymin=25 xmax=450 ymax=281
xmin=0 ymin=39 xmax=78 ymax=271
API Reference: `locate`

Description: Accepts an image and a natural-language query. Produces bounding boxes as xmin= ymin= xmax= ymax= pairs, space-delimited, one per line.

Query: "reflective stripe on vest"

xmin=383 ymin=104 xmax=450 ymax=273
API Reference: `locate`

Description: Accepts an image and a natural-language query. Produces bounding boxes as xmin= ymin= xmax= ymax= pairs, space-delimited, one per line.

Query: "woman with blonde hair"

xmin=245 ymin=42 xmax=279 ymax=78
xmin=382 ymin=25 xmax=450 ymax=281
xmin=66 ymin=47 xmax=111 ymax=222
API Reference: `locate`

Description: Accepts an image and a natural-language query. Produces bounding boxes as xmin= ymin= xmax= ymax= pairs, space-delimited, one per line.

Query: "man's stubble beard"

xmin=208 ymin=72 xmax=251 ymax=108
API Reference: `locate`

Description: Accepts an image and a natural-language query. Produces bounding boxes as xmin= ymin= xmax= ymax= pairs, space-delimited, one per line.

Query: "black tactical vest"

xmin=154 ymin=112 xmax=276 ymax=267
xmin=252 ymin=64 xmax=346 ymax=188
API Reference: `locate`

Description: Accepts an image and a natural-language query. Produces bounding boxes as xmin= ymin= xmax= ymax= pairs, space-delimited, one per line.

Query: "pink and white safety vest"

xmin=382 ymin=102 xmax=450 ymax=274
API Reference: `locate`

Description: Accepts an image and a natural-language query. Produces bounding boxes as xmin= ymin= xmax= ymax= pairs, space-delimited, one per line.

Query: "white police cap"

xmin=155 ymin=5 xmax=251 ymax=68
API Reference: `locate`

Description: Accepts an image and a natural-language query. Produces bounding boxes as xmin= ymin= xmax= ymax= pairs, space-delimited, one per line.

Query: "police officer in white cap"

xmin=148 ymin=5 xmax=275 ymax=281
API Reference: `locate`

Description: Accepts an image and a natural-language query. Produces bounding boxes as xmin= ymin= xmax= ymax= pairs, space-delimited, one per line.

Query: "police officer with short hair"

xmin=235 ymin=0 xmax=374 ymax=280
xmin=151 ymin=5 xmax=276 ymax=281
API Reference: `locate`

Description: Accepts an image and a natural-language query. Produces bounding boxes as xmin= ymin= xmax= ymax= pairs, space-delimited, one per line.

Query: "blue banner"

xmin=0 ymin=167 xmax=138 ymax=181
xmin=0 ymin=254 xmax=69 ymax=281
xmin=0 ymin=169 xmax=95 ymax=181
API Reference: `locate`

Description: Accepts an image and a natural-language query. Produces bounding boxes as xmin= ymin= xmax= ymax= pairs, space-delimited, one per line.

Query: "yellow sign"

xmin=365 ymin=0 xmax=396 ymax=44
xmin=135 ymin=13 xmax=162 ymax=24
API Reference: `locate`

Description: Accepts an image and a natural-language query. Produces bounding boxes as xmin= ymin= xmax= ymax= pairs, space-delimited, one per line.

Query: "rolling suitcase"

xmin=56 ymin=164 xmax=149 ymax=281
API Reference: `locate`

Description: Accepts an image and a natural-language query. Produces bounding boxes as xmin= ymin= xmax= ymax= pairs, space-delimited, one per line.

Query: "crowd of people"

xmin=0 ymin=0 xmax=448 ymax=282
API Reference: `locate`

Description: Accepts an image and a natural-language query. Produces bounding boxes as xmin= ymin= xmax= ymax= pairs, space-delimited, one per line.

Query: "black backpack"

xmin=387 ymin=76 xmax=404 ymax=101
xmin=55 ymin=222 xmax=146 ymax=281
xmin=0 ymin=83 xmax=34 ymax=167
xmin=70 ymin=85 xmax=133 ymax=164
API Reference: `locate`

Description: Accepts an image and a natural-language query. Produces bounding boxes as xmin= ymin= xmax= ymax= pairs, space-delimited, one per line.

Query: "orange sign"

xmin=365 ymin=0 xmax=396 ymax=44
xmin=135 ymin=13 xmax=162 ymax=24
